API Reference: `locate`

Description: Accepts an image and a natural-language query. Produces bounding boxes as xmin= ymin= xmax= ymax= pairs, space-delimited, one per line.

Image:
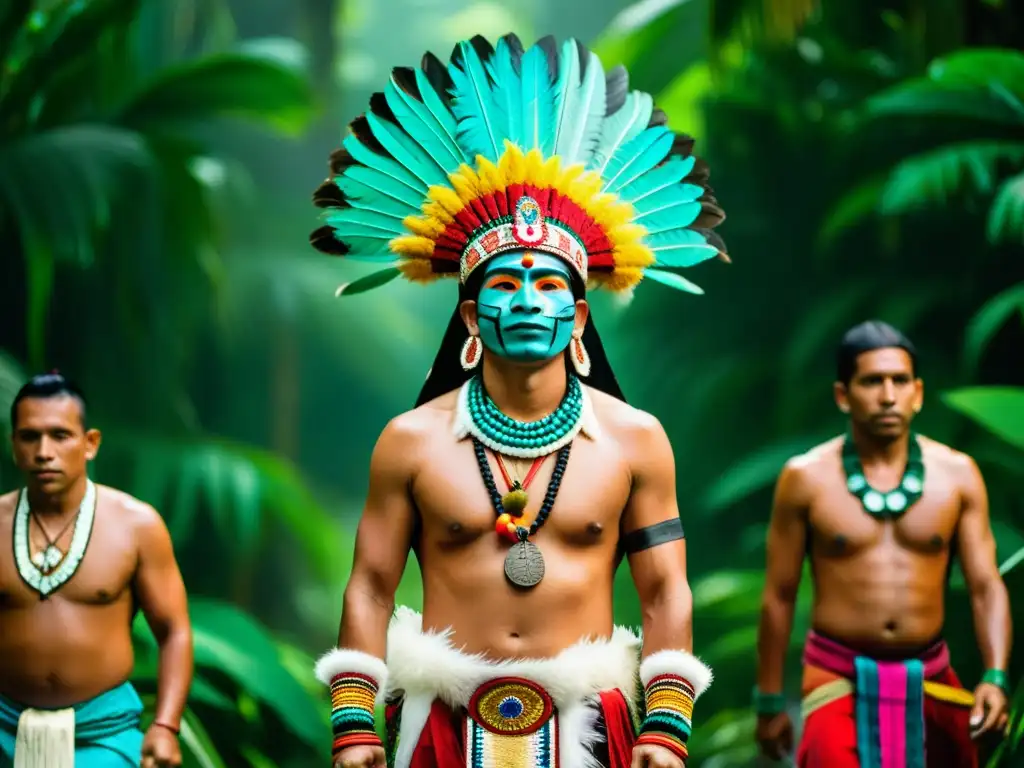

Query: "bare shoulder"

xmin=0 ymin=489 xmax=18 ymax=522
xmin=917 ymin=435 xmax=983 ymax=487
xmin=373 ymin=388 xmax=459 ymax=470
xmin=586 ymin=386 xmax=665 ymax=451
xmin=97 ymin=484 xmax=168 ymax=535
xmin=777 ymin=436 xmax=844 ymax=494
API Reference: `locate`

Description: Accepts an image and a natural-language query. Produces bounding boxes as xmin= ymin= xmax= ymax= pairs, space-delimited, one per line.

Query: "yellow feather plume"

xmin=390 ymin=235 xmax=435 ymax=259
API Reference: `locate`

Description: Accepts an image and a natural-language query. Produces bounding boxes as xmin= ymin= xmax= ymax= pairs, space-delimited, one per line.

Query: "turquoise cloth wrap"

xmin=0 ymin=682 xmax=143 ymax=767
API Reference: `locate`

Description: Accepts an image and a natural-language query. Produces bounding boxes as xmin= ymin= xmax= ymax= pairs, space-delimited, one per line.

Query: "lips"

xmin=506 ymin=322 xmax=549 ymax=331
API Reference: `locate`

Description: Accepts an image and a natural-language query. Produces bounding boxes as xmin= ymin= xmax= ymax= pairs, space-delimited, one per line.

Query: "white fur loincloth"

xmin=385 ymin=607 xmax=642 ymax=768
xmin=14 ymin=707 xmax=75 ymax=768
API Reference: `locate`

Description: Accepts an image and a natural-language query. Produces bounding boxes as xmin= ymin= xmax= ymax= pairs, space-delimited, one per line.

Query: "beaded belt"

xmin=464 ymin=677 xmax=558 ymax=768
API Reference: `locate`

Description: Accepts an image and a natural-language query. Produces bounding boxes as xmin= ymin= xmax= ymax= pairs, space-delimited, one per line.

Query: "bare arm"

xmin=338 ymin=417 xmax=419 ymax=658
xmin=755 ymin=460 xmax=810 ymax=694
xmin=956 ymin=455 xmax=1012 ymax=674
xmin=134 ymin=506 xmax=193 ymax=730
xmin=622 ymin=416 xmax=692 ymax=656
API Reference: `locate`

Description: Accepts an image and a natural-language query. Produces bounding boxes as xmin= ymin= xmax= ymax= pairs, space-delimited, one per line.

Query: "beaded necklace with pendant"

xmin=842 ymin=432 xmax=925 ymax=517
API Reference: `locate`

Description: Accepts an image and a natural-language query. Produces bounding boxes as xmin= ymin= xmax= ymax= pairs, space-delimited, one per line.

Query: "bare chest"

xmin=0 ymin=514 xmax=137 ymax=609
xmin=412 ymin=435 xmax=632 ymax=549
xmin=808 ymin=468 xmax=962 ymax=557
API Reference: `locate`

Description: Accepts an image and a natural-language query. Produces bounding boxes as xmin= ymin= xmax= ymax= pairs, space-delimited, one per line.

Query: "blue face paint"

xmin=475 ymin=253 xmax=577 ymax=364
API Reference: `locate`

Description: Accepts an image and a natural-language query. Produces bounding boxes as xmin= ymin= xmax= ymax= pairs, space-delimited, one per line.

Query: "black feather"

xmin=535 ymin=35 xmax=560 ymax=82
xmin=369 ymin=91 xmax=399 ymax=125
xmin=391 ymin=67 xmax=422 ymax=100
xmin=329 ymin=148 xmax=356 ymax=176
xmin=500 ymin=33 xmax=525 ymax=74
xmin=604 ymin=65 xmax=628 ymax=116
xmin=684 ymin=156 xmax=711 ymax=185
xmin=421 ymin=51 xmax=454 ymax=103
xmin=349 ymin=115 xmax=392 ymax=159
xmin=574 ymin=39 xmax=589 ymax=82
xmin=670 ymin=134 xmax=695 ymax=158
xmin=469 ymin=34 xmax=496 ymax=65
xmin=647 ymin=107 xmax=668 ymax=128
xmin=313 ymin=179 xmax=345 ymax=208
xmin=310 ymin=225 xmax=351 ymax=256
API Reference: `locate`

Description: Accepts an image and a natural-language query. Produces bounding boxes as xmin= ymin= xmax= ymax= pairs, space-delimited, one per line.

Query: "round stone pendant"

xmin=862 ymin=490 xmax=885 ymax=514
xmin=32 ymin=545 xmax=63 ymax=574
xmin=885 ymin=490 xmax=908 ymax=513
xmin=902 ymin=474 xmax=922 ymax=494
xmin=847 ymin=474 xmax=866 ymax=493
xmin=504 ymin=540 xmax=545 ymax=588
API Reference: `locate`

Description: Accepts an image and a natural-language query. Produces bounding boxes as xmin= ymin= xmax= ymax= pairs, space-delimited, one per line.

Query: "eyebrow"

xmin=488 ymin=265 xmax=571 ymax=279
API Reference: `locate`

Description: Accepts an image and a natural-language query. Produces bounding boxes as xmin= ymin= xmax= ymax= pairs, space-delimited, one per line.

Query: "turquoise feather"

xmin=331 ymin=181 xmax=412 ymax=221
xmin=518 ymin=43 xmax=557 ymax=153
xmin=342 ymin=135 xmax=426 ymax=197
xmin=487 ymin=38 xmax=523 ymax=150
xmin=365 ymin=112 xmax=449 ymax=187
xmin=588 ymin=91 xmax=653 ymax=173
xmin=338 ymin=166 xmax=424 ymax=209
xmin=413 ymin=68 xmax=462 ymax=157
xmin=384 ymin=77 xmax=465 ymax=172
xmin=600 ymin=127 xmax=673 ymax=194
xmin=449 ymin=41 xmax=502 ymax=161
xmin=634 ymin=201 xmax=702 ymax=230
xmin=323 ymin=210 xmax=407 ymax=236
xmin=618 ymin=156 xmax=697 ymax=205
xmin=650 ymin=241 xmax=719 ymax=268
xmin=552 ymin=42 xmax=606 ymax=165
xmin=643 ymin=268 xmax=705 ymax=294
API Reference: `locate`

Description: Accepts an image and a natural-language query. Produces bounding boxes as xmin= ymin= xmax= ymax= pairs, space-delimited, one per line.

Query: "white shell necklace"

xmin=14 ymin=479 xmax=97 ymax=599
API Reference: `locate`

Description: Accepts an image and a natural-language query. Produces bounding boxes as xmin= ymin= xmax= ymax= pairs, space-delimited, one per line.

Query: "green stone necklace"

xmin=842 ymin=432 xmax=925 ymax=517
xmin=460 ymin=373 xmax=586 ymax=458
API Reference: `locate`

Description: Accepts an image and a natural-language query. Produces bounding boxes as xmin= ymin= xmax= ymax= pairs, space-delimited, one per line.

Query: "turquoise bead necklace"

xmin=466 ymin=373 xmax=585 ymax=458
xmin=842 ymin=431 xmax=925 ymax=517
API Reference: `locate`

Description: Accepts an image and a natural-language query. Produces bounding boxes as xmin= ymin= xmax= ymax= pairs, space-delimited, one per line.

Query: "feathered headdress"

xmin=311 ymin=33 xmax=727 ymax=298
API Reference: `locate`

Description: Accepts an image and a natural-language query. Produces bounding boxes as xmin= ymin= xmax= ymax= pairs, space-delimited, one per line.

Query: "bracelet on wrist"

xmin=981 ymin=669 xmax=1009 ymax=694
xmin=152 ymin=721 xmax=180 ymax=735
xmin=314 ymin=648 xmax=389 ymax=758
xmin=752 ymin=687 xmax=786 ymax=716
xmin=636 ymin=673 xmax=696 ymax=761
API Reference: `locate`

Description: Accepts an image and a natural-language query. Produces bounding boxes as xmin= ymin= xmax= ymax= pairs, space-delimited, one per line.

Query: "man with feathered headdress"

xmin=310 ymin=33 xmax=728 ymax=768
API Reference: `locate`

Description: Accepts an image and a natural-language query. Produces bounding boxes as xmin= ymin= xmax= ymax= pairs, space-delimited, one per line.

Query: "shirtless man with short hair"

xmin=0 ymin=373 xmax=193 ymax=767
xmin=754 ymin=320 xmax=1012 ymax=767
xmin=307 ymin=31 xmax=731 ymax=768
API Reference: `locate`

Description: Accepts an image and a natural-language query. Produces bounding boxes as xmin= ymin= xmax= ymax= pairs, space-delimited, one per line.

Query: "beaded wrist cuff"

xmin=637 ymin=650 xmax=714 ymax=763
xmin=636 ymin=674 xmax=695 ymax=759
xmin=314 ymin=648 xmax=388 ymax=757
xmin=982 ymin=669 xmax=1009 ymax=693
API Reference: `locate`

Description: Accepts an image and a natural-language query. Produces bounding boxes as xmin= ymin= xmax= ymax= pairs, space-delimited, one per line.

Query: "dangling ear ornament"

xmin=570 ymin=333 xmax=591 ymax=377
xmin=461 ymin=335 xmax=482 ymax=371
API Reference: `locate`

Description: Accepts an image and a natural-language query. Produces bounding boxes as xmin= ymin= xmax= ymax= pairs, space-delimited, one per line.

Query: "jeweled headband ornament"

xmin=310 ymin=33 xmax=728 ymax=297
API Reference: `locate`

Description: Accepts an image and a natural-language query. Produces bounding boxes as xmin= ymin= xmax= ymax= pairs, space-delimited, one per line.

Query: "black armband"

xmin=621 ymin=517 xmax=685 ymax=554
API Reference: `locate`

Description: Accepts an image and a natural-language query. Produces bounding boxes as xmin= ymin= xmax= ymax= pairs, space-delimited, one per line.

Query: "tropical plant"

xmin=0 ymin=0 xmax=338 ymax=764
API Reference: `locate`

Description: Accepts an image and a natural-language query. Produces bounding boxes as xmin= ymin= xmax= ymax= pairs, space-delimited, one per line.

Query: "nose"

xmin=34 ymin=436 xmax=56 ymax=462
xmin=509 ymin=283 xmax=542 ymax=314
xmin=880 ymin=379 xmax=896 ymax=405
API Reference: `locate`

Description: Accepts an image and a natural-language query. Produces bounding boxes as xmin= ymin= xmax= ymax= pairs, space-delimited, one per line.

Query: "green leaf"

xmin=1000 ymin=545 xmax=1024 ymax=576
xmin=941 ymin=386 xmax=1024 ymax=451
xmin=863 ymin=80 xmax=1024 ymax=128
xmin=179 ymin=707 xmax=229 ymax=768
xmin=700 ymin=436 xmax=822 ymax=512
xmin=691 ymin=570 xmax=765 ymax=618
xmin=187 ymin=598 xmax=328 ymax=748
xmin=117 ymin=48 xmax=316 ymax=137
xmin=963 ymin=282 xmax=1024 ymax=372
xmin=0 ymin=349 xmax=27 ymax=437
xmin=927 ymin=48 xmax=1024 ymax=105
xmin=817 ymin=176 xmax=886 ymax=247
xmin=334 ymin=266 xmax=401 ymax=296
xmin=878 ymin=141 xmax=1024 ymax=215
xmin=94 ymin=430 xmax=341 ymax=580
xmin=987 ymin=171 xmax=1024 ymax=245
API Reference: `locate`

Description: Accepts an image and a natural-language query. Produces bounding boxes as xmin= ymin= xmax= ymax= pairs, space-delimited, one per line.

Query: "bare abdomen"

xmin=420 ymin=541 xmax=617 ymax=659
xmin=811 ymin=548 xmax=949 ymax=653
xmin=0 ymin=600 xmax=136 ymax=708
